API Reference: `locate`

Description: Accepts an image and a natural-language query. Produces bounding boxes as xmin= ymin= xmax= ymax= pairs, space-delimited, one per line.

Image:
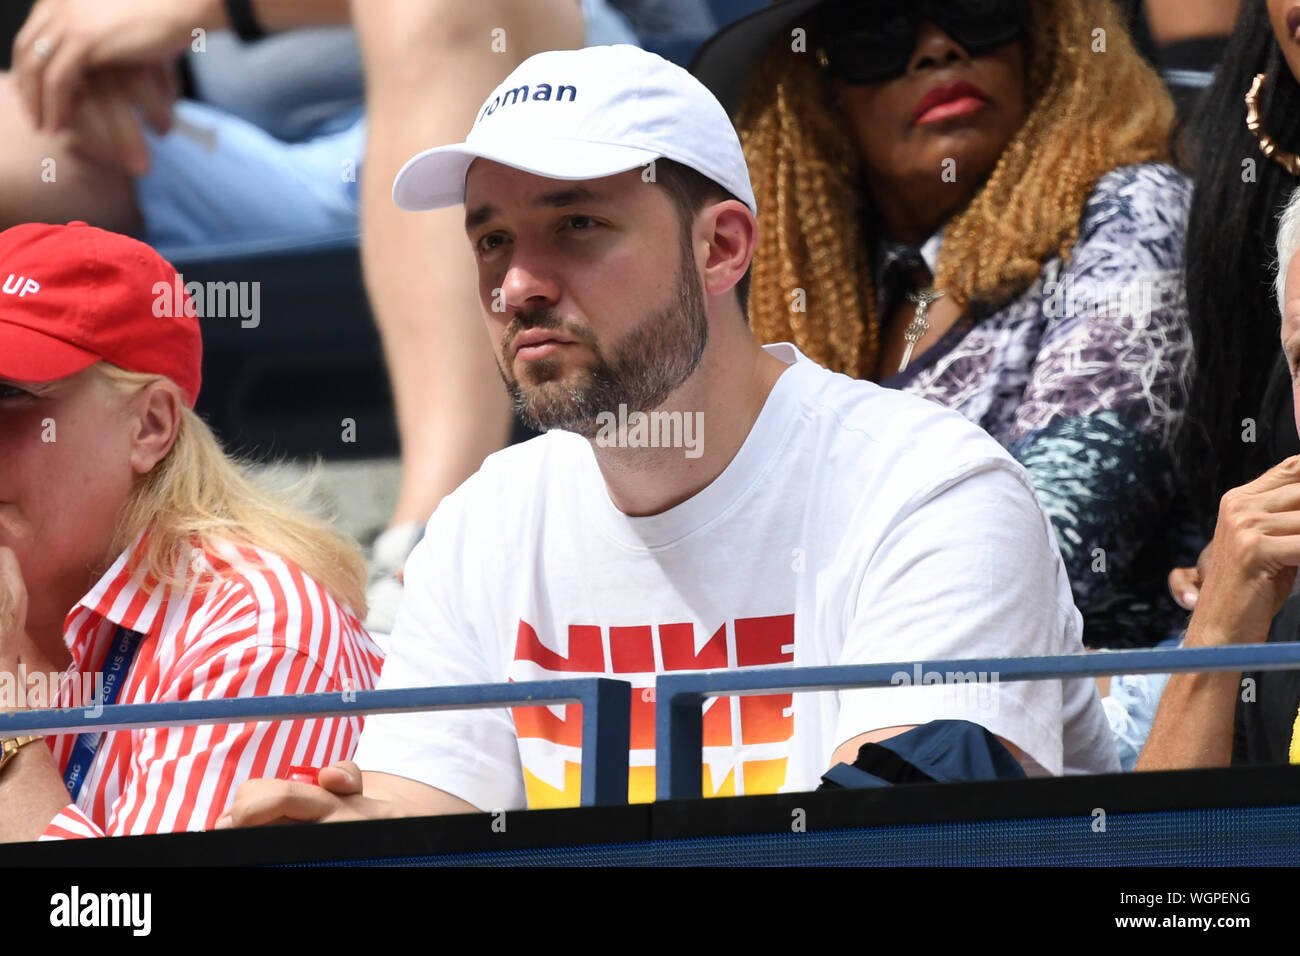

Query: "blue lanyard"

xmin=62 ymin=625 xmax=144 ymax=801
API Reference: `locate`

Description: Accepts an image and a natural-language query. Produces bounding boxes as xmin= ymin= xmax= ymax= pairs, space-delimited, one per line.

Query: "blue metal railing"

xmin=653 ymin=643 xmax=1300 ymax=799
xmin=5 ymin=643 xmax=1300 ymax=806
xmin=0 ymin=678 xmax=630 ymax=808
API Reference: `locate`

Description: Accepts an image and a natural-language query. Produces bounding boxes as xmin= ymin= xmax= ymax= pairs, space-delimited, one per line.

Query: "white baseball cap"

xmin=391 ymin=44 xmax=757 ymax=215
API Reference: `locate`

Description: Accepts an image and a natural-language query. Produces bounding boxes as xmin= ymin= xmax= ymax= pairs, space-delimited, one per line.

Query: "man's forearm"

xmin=1136 ymin=621 xmax=1246 ymax=771
xmin=1136 ymin=671 xmax=1241 ymax=770
xmin=0 ymin=742 xmax=74 ymax=843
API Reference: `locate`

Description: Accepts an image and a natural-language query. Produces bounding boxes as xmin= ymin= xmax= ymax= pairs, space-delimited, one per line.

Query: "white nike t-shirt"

xmin=355 ymin=344 xmax=1118 ymax=810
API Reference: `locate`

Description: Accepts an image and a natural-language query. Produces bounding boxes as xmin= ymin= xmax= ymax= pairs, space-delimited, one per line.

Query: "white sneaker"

xmin=364 ymin=522 xmax=424 ymax=640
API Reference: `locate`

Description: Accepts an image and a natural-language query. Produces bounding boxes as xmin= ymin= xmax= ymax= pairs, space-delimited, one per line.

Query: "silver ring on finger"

xmin=33 ymin=37 xmax=54 ymax=60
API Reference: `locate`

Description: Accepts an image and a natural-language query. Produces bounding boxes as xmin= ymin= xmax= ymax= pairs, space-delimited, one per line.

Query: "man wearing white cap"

xmin=223 ymin=45 xmax=1116 ymax=826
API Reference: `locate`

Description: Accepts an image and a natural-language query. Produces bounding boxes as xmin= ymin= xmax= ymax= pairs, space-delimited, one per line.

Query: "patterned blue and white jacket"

xmin=881 ymin=162 xmax=1197 ymax=648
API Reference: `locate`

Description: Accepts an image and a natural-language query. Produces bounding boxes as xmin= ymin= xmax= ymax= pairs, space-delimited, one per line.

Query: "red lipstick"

xmin=913 ymin=80 xmax=991 ymax=126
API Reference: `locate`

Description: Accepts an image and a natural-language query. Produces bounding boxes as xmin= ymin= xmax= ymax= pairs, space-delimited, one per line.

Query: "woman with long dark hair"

xmin=1177 ymin=0 xmax=1300 ymax=530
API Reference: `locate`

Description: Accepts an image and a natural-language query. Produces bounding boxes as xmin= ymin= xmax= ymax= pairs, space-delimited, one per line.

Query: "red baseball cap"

xmin=0 ymin=221 xmax=202 ymax=407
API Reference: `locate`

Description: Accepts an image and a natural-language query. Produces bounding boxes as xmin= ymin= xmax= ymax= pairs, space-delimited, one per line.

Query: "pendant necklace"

xmin=898 ymin=288 xmax=945 ymax=373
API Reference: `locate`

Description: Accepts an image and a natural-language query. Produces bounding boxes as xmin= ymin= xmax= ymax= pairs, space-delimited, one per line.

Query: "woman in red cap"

xmin=0 ymin=221 xmax=383 ymax=840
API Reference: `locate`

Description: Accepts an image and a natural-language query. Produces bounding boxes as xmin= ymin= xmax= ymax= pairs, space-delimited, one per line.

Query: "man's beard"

xmin=499 ymin=248 xmax=709 ymax=439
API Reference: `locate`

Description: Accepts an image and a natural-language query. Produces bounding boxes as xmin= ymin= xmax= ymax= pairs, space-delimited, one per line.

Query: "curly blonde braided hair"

xmin=735 ymin=0 xmax=1176 ymax=378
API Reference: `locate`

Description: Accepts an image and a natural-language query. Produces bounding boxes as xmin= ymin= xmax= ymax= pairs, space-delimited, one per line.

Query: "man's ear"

xmin=128 ymin=381 xmax=184 ymax=476
xmin=701 ymin=200 xmax=757 ymax=300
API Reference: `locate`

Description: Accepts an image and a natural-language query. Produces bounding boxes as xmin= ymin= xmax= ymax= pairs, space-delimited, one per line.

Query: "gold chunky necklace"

xmin=1246 ymin=72 xmax=1300 ymax=177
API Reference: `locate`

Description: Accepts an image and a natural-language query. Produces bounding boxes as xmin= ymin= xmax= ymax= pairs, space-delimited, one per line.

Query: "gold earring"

xmin=1246 ymin=72 xmax=1300 ymax=177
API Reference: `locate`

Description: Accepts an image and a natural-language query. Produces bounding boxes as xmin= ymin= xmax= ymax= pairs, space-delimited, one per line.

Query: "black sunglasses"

xmin=816 ymin=0 xmax=1031 ymax=85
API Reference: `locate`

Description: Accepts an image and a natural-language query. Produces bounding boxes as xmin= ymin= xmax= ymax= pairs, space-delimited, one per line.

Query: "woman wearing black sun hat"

xmin=692 ymin=0 xmax=1202 ymax=657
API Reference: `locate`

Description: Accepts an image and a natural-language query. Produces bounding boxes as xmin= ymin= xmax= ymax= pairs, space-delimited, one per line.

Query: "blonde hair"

xmin=736 ymin=0 xmax=1176 ymax=378
xmin=100 ymin=364 xmax=368 ymax=617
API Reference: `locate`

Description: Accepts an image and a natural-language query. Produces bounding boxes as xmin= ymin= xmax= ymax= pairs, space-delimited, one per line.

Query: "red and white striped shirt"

xmin=38 ymin=537 xmax=384 ymax=839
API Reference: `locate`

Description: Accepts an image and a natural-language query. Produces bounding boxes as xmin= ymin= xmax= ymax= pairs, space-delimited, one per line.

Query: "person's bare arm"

xmin=13 ymin=0 xmax=351 ymax=131
xmin=1138 ymin=457 xmax=1300 ymax=770
xmin=351 ymin=0 xmax=583 ymax=531
xmin=1134 ymin=625 xmax=1243 ymax=769
xmin=0 ymin=547 xmax=77 ymax=843
xmin=0 ymin=743 xmax=75 ymax=843
xmin=247 ymin=0 xmax=350 ymax=32
xmin=1142 ymin=0 xmax=1242 ymax=46
xmin=218 ymin=761 xmax=479 ymax=828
